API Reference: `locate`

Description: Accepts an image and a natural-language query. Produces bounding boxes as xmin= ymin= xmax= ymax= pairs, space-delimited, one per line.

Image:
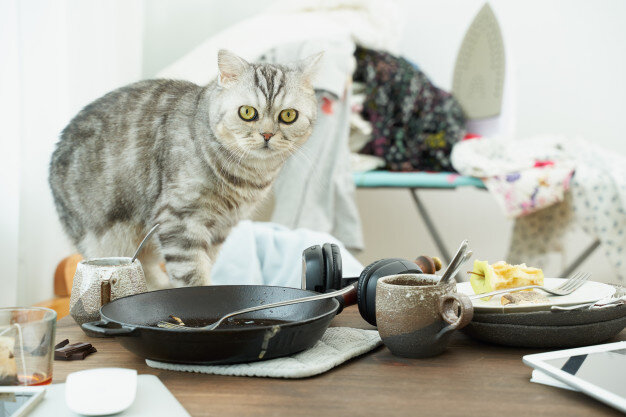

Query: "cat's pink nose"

xmin=261 ymin=132 xmax=274 ymax=141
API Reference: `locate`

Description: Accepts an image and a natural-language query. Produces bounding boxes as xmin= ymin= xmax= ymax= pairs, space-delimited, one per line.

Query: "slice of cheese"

xmin=470 ymin=260 xmax=544 ymax=297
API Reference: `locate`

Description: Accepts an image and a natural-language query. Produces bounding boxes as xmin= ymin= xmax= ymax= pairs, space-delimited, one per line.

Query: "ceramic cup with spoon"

xmin=375 ymin=273 xmax=474 ymax=358
xmin=69 ymin=225 xmax=159 ymax=336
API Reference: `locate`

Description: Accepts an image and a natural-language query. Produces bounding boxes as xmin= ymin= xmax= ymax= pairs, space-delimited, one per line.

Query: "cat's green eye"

xmin=279 ymin=109 xmax=298 ymax=124
xmin=239 ymin=105 xmax=258 ymax=121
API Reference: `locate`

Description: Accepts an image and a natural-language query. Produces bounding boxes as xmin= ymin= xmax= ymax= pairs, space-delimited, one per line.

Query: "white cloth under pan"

xmin=211 ymin=220 xmax=363 ymax=288
xmin=146 ymin=327 xmax=381 ymax=379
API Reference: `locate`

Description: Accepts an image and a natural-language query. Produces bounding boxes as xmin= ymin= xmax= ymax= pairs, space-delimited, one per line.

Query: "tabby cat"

xmin=49 ymin=50 xmax=321 ymax=289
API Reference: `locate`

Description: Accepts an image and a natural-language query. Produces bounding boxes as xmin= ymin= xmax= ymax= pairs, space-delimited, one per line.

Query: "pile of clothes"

xmin=452 ymin=135 xmax=626 ymax=283
xmin=352 ymin=46 xmax=466 ymax=172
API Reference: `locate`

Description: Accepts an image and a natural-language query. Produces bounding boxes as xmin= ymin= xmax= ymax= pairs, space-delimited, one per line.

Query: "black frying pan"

xmin=82 ymin=285 xmax=339 ymax=365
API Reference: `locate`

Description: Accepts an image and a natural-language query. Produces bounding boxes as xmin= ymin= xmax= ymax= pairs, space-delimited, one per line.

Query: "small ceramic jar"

xmin=69 ymin=257 xmax=147 ymax=336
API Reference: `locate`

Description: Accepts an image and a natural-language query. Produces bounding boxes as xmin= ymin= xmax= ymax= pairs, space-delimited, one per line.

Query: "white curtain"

xmin=0 ymin=0 xmax=144 ymax=306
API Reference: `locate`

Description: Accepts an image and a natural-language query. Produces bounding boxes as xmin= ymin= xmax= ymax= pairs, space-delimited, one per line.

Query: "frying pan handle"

xmin=336 ymin=282 xmax=358 ymax=310
xmin=82 ymin=320 xmax=137 ymax=336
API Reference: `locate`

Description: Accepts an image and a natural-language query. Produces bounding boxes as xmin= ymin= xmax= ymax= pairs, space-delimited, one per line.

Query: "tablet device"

xmin=0 ymin=386 xmax=46 ymax=417
xmin=523 ymin=341 xmax=626 ymax=413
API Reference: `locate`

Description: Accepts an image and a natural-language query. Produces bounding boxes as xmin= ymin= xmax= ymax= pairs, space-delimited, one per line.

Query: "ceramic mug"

xmin=69 ymin=257 xmax=147 ymax=336
xmin=375 ymin=273 xmax=474 ymax=358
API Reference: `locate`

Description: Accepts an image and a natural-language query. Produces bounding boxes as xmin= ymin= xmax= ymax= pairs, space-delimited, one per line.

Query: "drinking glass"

xmin=0 ymin=307 xmax=56 ymax=385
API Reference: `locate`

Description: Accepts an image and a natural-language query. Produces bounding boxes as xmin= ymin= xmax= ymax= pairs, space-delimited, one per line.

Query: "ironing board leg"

xmin=405 ymin=186 xmax=598 ymax=278
xmin=410 ymin=188 xmax=452 ymax=264
xmin=559 ymin=239 xmax=601 ymax=278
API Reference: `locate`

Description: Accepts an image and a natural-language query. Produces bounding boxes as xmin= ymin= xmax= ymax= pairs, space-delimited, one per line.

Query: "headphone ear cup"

xmin=357 ymin=259 xmax=394 ymax=326
xmin=302 ymin=245 xmax=325 ymax=292
xmin=322 ymin=244 xmax=335 ymax=291
xmin=330 ymin=243 xmax=342 ymax=290
xmin=357 ymin=259 xmax=424 ymax=326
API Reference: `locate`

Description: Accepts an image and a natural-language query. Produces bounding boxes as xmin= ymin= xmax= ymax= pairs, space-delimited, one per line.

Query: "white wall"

xmin=0 ymin=0 xmax=21 ymax=307
xmin=142 ymin=0 xmax=267 ymax=77
xmin=1 ymin=0 xmax=144 ymax=307
xmin=15 ymin=0 xmax=74 ymax=308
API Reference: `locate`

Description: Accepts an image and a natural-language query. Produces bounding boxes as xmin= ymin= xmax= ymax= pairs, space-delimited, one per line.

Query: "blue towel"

xmin=211 ymin=221 xmax=363 ymax=288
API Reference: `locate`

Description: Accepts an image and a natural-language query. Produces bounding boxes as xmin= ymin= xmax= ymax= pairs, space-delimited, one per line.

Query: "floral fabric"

xmin=452 ymin=135 xmax=626 ymax=282
xmin=452 ymin=136 xmax=576 ymax=218
xmin=484 ymin=167 xmax=574 ymax=218
xmin=353 ymin=46 xmax=466 ymax=171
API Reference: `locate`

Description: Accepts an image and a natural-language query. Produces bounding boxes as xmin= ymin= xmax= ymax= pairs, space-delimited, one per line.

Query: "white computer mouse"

xmin=65 ymin=368 xmax=137 ymax=416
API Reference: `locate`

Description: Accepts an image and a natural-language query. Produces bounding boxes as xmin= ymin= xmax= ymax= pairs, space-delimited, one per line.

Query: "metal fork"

xmin=156 ymin=284 xmax=356 ymax=331
xmin=469 ymin=272 xmax=590 ymax=300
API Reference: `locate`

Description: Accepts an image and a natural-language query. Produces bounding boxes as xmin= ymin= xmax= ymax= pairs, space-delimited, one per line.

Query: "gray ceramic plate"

xmin=462 ymin=315 xmax=626 ymax=348
xmin=471 ymin=304 xmax=626 ymax=326
xmin=462 ymin=286 xmax=626 ymax=348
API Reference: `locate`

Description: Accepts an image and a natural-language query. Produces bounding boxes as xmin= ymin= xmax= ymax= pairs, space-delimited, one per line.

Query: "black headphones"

xmin=302 ymin=243 xmax=427 ymax=326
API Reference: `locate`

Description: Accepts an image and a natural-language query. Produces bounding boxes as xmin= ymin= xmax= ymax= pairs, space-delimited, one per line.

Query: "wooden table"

xmin=53 ymin=308 xmax=625 ymax=417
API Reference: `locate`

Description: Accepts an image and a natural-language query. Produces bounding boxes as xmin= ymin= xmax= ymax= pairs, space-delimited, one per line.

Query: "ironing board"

xmin=353 ymin=171 xmax=485 ymax=264
xmin=353 ymin=170 xmax=600 ymax=277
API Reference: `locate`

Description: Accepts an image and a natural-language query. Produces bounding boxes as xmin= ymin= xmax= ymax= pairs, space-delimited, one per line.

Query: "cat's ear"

xmin=297 ymin=51 xmax=324 ymax=86
xmin=217 ymin=50 xmax=250 ymax=87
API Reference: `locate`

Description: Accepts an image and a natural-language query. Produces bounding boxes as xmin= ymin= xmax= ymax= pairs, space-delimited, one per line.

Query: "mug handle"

xmin=436 ymin=293 xmax=474 ymax=339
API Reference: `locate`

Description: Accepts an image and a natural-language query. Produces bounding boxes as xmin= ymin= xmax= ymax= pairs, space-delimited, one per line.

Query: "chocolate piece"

xmin=56 ymin=342 xmax=91 ymax=355
xmin=69 ymin=352 xmax=88 ymax=360
xmin=73 ymin=345 xmax=96 ymax=360
xmin=54 ymin=342 xmax=93 ymax=360
xmin=69 ymin=346 xmax=97 ymax=360
xmin=55 ymin=339 xmax=70 ymax=349
xmin=55 ymin=345 xmax=97 ymax=361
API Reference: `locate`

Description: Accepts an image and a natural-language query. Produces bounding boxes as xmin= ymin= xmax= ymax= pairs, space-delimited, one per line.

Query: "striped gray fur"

xmin=49 ymin=50 xmax=321 ymax=289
